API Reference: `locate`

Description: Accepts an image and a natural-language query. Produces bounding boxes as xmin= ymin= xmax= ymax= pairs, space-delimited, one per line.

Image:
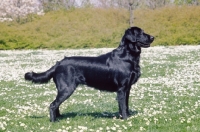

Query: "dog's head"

xmin=121 ymin=27 xmax=154 ymax=50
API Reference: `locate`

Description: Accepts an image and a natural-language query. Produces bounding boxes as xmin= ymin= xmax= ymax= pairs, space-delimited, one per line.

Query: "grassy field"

xmin=0 ymin=46 xmax=200 ymax=131
xmin=0 ymin=6 xmax=200 ymax=49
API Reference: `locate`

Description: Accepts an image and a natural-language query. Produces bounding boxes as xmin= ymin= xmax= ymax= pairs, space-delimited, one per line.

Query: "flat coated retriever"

xmin=25 ymin=27 xmax=154 ymax=122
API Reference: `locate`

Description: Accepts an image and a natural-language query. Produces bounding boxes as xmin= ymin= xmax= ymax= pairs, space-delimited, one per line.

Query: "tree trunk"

xmin=129 ymin=0 xmax=134 ymax=27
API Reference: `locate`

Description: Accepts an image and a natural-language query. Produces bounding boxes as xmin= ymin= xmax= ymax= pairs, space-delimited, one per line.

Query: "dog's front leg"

xmin=117 ymin=89 xmax=128 ymax=119
xmin=126 ymin=90 xmax=131 ymax=116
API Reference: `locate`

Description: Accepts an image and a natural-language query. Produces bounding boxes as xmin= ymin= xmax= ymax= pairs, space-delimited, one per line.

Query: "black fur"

xmin=25 ymin=27 xmax=154 ymax=122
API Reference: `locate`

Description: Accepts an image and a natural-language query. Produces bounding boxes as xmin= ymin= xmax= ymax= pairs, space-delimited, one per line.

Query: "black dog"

xmin=25 ymin=27 xmax=154 ymax=122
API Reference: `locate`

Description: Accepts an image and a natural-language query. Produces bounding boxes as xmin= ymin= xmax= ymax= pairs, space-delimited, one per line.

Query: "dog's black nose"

xmin=150 ymin=36 xmax=154 ymax=40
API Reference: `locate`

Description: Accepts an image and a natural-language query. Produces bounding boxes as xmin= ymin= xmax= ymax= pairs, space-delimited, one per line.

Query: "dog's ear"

xmin=128 ymin=43 xmax=140 ymax=53
xmin=125 ymin=28 xmax=136 ymax=43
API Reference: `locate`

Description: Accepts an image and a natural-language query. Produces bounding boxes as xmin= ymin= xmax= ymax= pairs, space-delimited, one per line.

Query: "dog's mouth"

xmin=136 ymin=36 xmax=154 ymax=48
xmin=137 ymin=41 xmax=151 ymax=48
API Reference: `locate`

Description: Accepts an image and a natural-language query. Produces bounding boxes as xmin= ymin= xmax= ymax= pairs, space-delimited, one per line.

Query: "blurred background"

xmin=0 ymin=0 xmax=200 ymax=49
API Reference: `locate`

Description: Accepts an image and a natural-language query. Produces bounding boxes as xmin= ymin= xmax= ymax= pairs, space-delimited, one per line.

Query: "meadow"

xmin=0 ymin=46 xmax=200 ymax=131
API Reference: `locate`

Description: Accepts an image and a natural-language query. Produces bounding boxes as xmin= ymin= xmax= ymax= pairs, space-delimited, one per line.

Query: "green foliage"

xmin=174 ymin=0 xmax=200 ymax=5
xmin=134 ymin=6 xmax=200 ymax=46
xmin=0 ymin=8 xmax=128 ymax=49
xmin=0 ymin=6 xmax=200 ymax=49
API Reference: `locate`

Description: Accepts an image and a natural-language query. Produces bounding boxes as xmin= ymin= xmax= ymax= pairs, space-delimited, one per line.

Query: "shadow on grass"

xmin=29 ymin=115 xmax=46 ymax=119
xmin=29 ymin=110 xmax=138 ymax=121
xmin=58 ymin=110 xmax=138 ymax=120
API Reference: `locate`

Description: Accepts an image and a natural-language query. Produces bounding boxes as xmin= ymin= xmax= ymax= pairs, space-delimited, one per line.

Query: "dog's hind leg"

xmin=50 ymin=66 xmax=77 ymax=122
xmin=50 ymin=89 xmax=74 ymax=122
xmin=55 ymin=107 xmax=61 ymax=117
xmin=49 ymin=87 xmax=75 ymax=122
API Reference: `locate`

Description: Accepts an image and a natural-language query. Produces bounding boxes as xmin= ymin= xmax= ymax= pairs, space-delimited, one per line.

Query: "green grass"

xmin=0 ymin=46 xmax=200 ymax=131
xmin=0 ymin=6 xmax=200 ymax=50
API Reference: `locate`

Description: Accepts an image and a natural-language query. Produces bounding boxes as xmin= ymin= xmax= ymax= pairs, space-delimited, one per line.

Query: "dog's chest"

xmin=129 ymin=58 xmax=141 ymax=84
xmin=130 ymin=67 xmax=141 ymax=85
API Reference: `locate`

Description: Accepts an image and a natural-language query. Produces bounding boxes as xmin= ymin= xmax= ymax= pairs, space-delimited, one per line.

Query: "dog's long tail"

xmin=24 ymin=61 xmax=60 ymax=84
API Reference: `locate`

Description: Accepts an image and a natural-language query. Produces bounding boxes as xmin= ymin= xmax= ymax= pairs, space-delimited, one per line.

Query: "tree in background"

xmin=128 ymin=0 xmax=139 ymax=27
xmin=1 ymin=0 xmax=199 ymax=22
xmin=146 ymin=0 xmax=171 ymax=9
xmin=0 ymin=0 xmax=44 ymax=22
xmin=42 ymin=0 xmax=77 ymax=11
xmin=129 ymin=0 xmax=134 ymax=27
xmin=174 ymin=0 xmax=199 ymax=5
